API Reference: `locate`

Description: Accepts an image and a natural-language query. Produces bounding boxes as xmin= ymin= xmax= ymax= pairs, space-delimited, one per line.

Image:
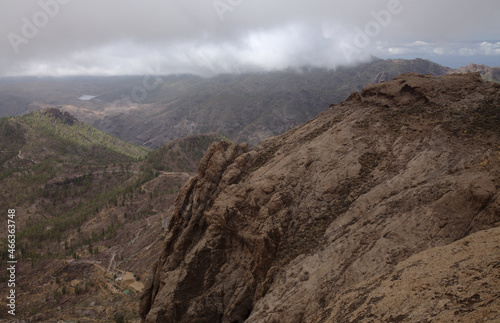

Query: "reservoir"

xmin=78 ymin=95 xmax=97 ymax=101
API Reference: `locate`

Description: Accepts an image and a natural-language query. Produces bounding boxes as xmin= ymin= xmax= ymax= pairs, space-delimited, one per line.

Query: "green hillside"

xmin=0 ymin=108 xmax=150 ymax=242
xmin=0 ymin=108 xmax=189 ymax=273
xmin=0 ymin=108 xmax=194 ymax=321
xmin=0 ymin=117 xmax=25 ymax=167
xmin=0 ymin=109 xmax=219 ymax=266
xmin=20 ymin=108 xmax=148 ymax=163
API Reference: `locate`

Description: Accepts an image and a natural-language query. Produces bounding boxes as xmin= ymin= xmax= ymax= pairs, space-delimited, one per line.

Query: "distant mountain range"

xmin=0 ymin=58 xmax=498 ymax=148
xmin=453 ymin=63 xmax=500 ymax=83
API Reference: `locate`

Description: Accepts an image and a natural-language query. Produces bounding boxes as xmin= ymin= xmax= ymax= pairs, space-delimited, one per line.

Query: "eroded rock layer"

xmin=141 ymin=73 xmax=500 ymax=322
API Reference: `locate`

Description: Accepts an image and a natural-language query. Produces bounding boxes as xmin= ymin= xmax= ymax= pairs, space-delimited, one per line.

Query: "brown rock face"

xmin=141 ymin=73 xmax=500 ymax=322
xmin=42 ymin=107 xmax=78 ymax=125
xmin=314 ymin=226 xmax=500 ymax=322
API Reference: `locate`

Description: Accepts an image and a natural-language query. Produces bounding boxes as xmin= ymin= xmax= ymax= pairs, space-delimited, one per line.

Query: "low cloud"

xmin=1 ymin=0 xmax=499 ymax=76
xmin=374 ymin=41 xmax=500 ymax=59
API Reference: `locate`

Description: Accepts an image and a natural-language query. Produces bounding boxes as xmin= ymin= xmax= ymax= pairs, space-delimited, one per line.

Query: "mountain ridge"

xmin=140 ymin=72 xmax=500 ymax=322
xmin=2 ymin=58 xmax=497 ymax=149
xmin=89 ymin=58 xmax=455 ymax=147
xmin=0 ymin=58 xmax=456 ymax=148
xmin=453 ymin=63 xmax=500 ymax=83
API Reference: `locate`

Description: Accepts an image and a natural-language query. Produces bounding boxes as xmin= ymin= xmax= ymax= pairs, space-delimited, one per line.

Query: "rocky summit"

xmin=140 ymin=73 xmax=500 ymax=322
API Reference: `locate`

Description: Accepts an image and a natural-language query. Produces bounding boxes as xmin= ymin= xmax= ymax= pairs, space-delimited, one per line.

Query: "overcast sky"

xmin=1 ymin=0 xmax=499 ymax=76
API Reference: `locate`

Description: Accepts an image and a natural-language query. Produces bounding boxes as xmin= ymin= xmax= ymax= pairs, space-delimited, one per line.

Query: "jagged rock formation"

xmin=141 ymin=73 xmax=500 ymax=322
xmin=42 ymin=107 xmax=78 ymax=125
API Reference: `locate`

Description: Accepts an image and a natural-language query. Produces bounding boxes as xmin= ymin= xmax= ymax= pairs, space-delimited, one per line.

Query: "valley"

xmin=2 ymin=0 xmax=499 ymax=320
xmin=0 ymin=59 xmax=498 ymax=322
xmin=0 ymin=110 xmax=222 ymax=321
xmin=0 ymin=58 xmax=455 ymax=148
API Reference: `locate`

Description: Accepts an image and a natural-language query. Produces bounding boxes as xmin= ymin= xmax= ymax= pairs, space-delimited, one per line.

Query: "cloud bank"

xmin=1 ymin=0 xmax=499 ymax=76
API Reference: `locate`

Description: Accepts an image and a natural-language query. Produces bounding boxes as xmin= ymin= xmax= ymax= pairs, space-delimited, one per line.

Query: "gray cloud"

xmin=1 ymin=0 xmax=499 ymax=76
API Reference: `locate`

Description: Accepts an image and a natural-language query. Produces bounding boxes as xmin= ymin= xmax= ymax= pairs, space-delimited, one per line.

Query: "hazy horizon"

xmin=0 ymin=56 xmax=497 ymax=81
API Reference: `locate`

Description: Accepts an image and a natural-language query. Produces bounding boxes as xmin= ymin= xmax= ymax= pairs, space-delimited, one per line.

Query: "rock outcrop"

xmin=141 ymin=73 xmax=500 ymax=322
xmin=453 ymin=63 xmax=500 ymax=83
xmin=42 ymin=107 xmax=78 ymax=125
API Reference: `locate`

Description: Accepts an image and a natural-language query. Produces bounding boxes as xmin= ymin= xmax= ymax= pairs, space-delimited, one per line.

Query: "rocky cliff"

xmin=453 ymin=63 xmax=500 ymax=83
xmin=140 ymin=73 xmax=500 ymax=322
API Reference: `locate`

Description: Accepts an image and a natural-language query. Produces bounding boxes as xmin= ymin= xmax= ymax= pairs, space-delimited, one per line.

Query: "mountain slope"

xmin=315 ymin=225 xmax=500 ymax=322
xmin=0 ymin=109 xmax=170 ymax=321
xmin=92 ymin=58 xmax=452 ymax=147
xmin=1 ymin=108 xmax=148 ymax=174
xmin=0 ymin=108 xmax=149 ymax=215
xmin=0 ymin=58 xmax=453 ymax=148
xmin=20 ymin=108 xmax=148 ymax=162
xmin=140 ymin=73 xmax=500 ymax=322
